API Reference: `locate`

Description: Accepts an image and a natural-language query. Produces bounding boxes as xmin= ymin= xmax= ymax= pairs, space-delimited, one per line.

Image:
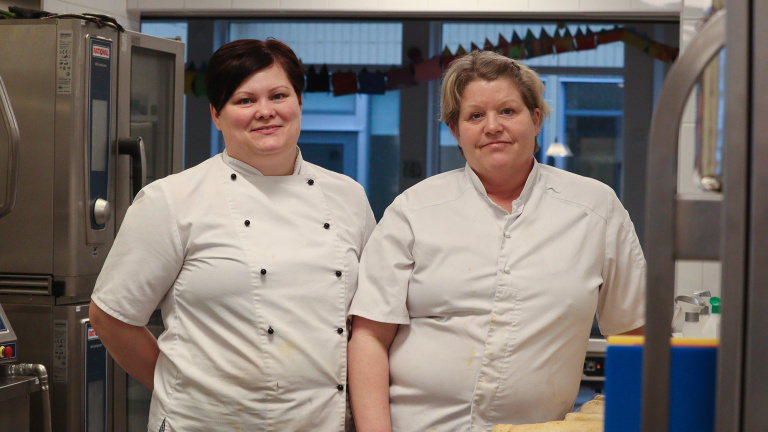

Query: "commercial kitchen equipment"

xmin=0 ymin=15 xmax=184 ymax=432
xmin=641 ymin=0 xmax=768 ymax=430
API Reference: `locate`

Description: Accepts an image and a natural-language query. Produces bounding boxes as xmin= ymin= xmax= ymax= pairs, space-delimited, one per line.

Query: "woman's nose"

xmin=254 ymin=102 xmax=275 ymax=119
xmin=484 ymin=114 xmax=502 ymax=133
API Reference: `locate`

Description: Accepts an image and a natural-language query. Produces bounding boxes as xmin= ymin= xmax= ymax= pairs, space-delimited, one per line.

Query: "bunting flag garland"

xmin=183 ymin=25 xmax=679 ymax=97
xmin=306 ymin=65 xmax=331 ymax=92
xmin=497 ymin=34 xmax=510 ymax=56
xmin=553 ymin=28 xmax=576 ymax=53
xmin=358 ymin=69 xmax=386 ymax=94
xmin=539 ymin=29 xmax=555 ymax=56
xmin=596 ymin=27 xmax=624 ymax=45
xmin=574 ymin=28 xmax=597 ymax=51
xmin=414 ymin=56 xmax=442 ymax=82
xmin=332 ymin=71 xmax=358 ymax=96
xmin=386 ymin=66 xmax=415 ymax=91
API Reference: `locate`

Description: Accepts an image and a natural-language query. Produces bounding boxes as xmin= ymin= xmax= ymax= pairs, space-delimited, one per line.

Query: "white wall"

xmin=127 ymin=0 xmax=681 ymax=17
xmin=40 ymin=0 xmax=138 ymax=30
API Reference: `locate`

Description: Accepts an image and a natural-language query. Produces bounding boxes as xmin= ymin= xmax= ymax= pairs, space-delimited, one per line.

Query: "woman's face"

xmin=450 ymin=78 xmax=541 ymax=179
xmin=211 ymin=64 xmax=302 ymax=166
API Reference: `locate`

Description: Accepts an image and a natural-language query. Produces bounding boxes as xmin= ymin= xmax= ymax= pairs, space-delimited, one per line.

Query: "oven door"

xmin=1 ymin=301 xmax=110 ymax=432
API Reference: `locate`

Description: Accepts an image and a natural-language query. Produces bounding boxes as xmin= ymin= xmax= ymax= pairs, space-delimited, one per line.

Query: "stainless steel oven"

xmin=0 ymin=17 xmax=184 ymax=432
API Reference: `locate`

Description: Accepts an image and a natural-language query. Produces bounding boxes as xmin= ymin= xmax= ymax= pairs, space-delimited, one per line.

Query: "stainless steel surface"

xmin=674 ymin=195 xmax=722 ymax=260
xmin=115 ymin=30 xmax=184 ymax=232
xmin=0 ymin=21 xmax=57 ymax=276
xmin=0 ymin=18 xmax=184 ymax=432
xmin=0 ymin=375 xmax=39 ymax=432
xmin=117 ymin=137 xmax=147 ymax=200
xmin=3 ymin=363 xmax=53 ymax=432
xmin=0 ymin=302 xmax=109 ymax=432
xmin=741 ymin=0 xmax=768 ymax=428
xmin=0 ymin=19 xmax=117 ymax=295
xmin=643 ymin=9 xmax=726 ymax=432
xmin=715 ymin=1 xmax=750 ymax=429
xmin=93 ymin=198 xmax=112 ymax=226
xmin=0 ymin=74 xmax=20 ymax=219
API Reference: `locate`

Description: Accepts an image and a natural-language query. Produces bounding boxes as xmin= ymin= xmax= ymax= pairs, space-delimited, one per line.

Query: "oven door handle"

xmin=0 ymin=74 xmax=20 ymax=219
xmin=118 ymin=136 xmax=147 ymax=201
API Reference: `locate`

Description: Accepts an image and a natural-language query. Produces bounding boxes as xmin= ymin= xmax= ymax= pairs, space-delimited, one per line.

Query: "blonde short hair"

xmin=440 ymin=50 xmax=551 ymax=151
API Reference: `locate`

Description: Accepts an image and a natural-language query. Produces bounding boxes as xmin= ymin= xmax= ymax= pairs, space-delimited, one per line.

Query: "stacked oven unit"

xmin=0 ymin=17 xmax=183 ymax=432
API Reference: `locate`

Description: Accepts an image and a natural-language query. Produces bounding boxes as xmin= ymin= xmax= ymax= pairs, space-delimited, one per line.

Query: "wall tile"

xmin=581 ymin=0 xmax=632 ymax=10
xmin=376 ymin=0 xmax=429 ymax=11
xmin=232 ymin=0 xmax=280 ymax=9
xmin=631 ymin=0 xmax=680 ymax=11
xmin=186 ymin=0 xmax=232 ymax=9
xmin=701 ymin=261 xmax=721 ymax=297
xmin=477 ymin=0 xmax=528 ymax=10
xmin=41 ymin=0 xmax=69 ymax=13
xmin=682 ymin=0 xmax=710 ymax=19
xmin=676 ymin=261 xmax=704 ymax=297
xmin=425 ymin=0 xmax=478 ymax=11
xmin=137 ymin=0 xmax=184 ymax=10
xmin=529 ymin=0 xmax=580 ymax=12
xmin=280 ymin=0 xmax=330 ymax=10
xmin=328 ymin=0 xmax=376 ymax=10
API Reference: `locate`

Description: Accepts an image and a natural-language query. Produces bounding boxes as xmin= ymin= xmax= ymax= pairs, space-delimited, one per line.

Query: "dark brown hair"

xmin=206 ymin=39 xmax=305 ymax=114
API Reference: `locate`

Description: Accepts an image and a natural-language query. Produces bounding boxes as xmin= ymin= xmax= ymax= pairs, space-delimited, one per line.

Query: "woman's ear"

xmin=210 ymin=104 xmax=222 ymax=131
xmin=449 ymin=123 xmax=459 ymax=140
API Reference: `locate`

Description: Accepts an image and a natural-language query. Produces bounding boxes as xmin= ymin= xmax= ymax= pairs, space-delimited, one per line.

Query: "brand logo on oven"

xmin=87 ymin=327 xmax=99 ymax=340
xmin=92 ymin=46 xmax=110 ymax=59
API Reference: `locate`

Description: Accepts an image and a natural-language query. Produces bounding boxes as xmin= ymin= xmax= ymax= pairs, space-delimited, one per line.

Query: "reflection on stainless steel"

xmin=0 ymin=75 xmax=20 ymax=219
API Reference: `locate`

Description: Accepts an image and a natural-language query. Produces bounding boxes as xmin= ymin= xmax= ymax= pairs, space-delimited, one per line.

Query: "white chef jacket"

xmin=92 ymin=150 xmax=375 ymax=432
xmin=348 ymin=160 xmax=646 ymax=432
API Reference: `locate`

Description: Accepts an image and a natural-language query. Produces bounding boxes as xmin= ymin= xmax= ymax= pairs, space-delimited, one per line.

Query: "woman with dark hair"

xmin=90 ymin=39 xmax=375 ymax=431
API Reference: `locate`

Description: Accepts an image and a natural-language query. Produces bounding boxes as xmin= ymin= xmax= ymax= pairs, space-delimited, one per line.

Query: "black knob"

xmin=267 ymin=327 xmax=274 ymax=334
xmin=335 ymin=271 xmax=342 ymax=277
xmin=231 ymin=173 xmax=237 ymax=180
xmin=260 ymin=268 xmax=267 ymax=275
xmin=323 ymin=223 xmax=330 ymax=229
xmin=244 ymin=220 xmax=250 ymax=227
xmin=337 ymin=384 xmax=344 ymax=391
xmin=337 ymin=328 xmax=344 ymax=334
xmin=307 ymin=179 xmax=314 ymax=186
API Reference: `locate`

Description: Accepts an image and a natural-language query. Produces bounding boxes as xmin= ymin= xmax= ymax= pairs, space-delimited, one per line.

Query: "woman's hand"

xmin=348 ymin=316 xmax=399 ymax=432
xmin=89 ymin=301 xmax=160 ymax=390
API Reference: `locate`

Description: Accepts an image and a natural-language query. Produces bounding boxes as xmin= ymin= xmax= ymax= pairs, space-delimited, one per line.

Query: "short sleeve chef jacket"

xmin=92 ymin=150 xmax=375 ymax=432
xmin=348 ymin=160 xmax=646 ymax=432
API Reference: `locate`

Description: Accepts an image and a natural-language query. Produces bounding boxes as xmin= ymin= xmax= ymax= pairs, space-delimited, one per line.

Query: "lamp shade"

xmin=545 ymin=140 xmax=573 ymax=157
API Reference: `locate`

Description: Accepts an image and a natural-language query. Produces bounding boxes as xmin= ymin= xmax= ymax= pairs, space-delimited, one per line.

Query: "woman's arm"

xmin=348 ymin=316 xmax=399 ymax=432
xmin=89 ymin=301 xmax=160 ymax=390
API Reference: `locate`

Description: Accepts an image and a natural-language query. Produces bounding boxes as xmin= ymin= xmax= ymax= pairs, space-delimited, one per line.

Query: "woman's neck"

xmin=476 ymin=160 xmax=533 ymax=213
xmin=230 ymin=146 xmax=298 ymax=176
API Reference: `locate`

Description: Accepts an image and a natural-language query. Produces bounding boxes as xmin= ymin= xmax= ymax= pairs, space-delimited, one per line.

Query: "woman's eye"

xmin=501 ymin=108 xmax=513 ymax=115
xmin=272 ymin=93 xmax=287 ymax=100
xmin=236 ymin=98 xmax=252 ymax=105
xmin=470 ymin=113 xmax=483 ymax=120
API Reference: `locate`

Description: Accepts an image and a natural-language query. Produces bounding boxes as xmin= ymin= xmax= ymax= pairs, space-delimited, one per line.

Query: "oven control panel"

xmin=0 ymin=304 xmax=18 ymax=363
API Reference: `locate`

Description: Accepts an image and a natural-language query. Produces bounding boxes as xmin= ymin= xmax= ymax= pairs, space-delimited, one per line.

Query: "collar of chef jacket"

xmin=463 ymin=158 xmax=541 ymax=214
xmin=222 ymin=147 xmax=307 ymax=176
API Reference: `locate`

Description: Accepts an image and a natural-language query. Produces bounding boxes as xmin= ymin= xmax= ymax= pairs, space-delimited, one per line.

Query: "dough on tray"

xmin=492 ymin=420 xmax=602 ymax=432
